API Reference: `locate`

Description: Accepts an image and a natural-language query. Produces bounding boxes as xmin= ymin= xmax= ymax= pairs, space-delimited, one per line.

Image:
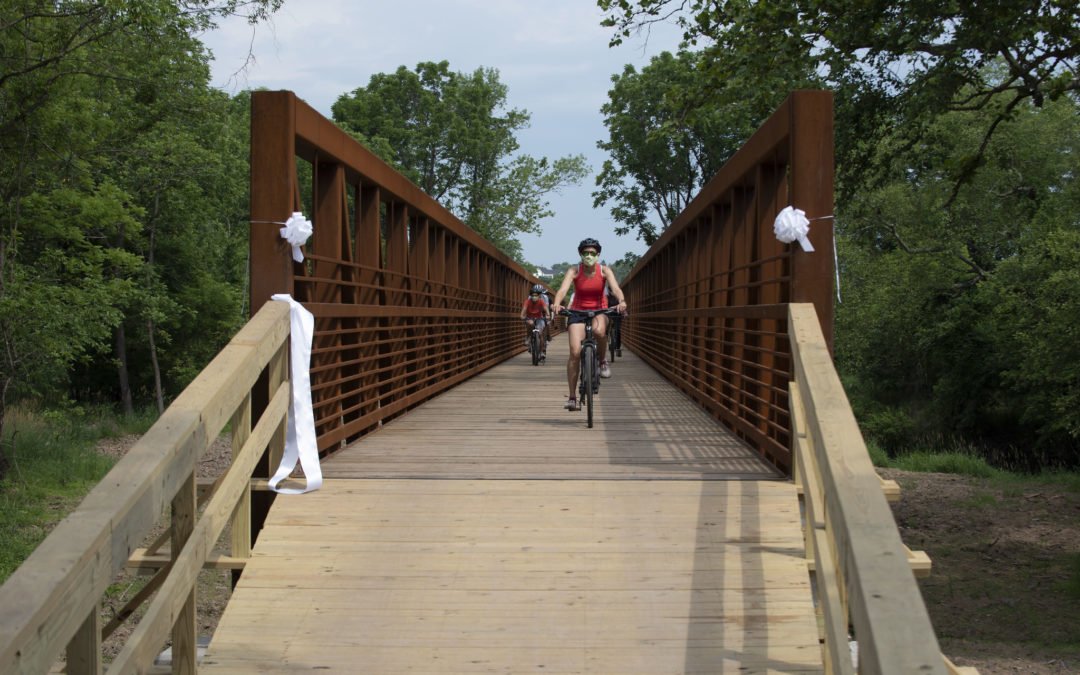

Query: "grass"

xmin=866 ymin=435 xmax=1080 ymax=489
xmin=867 ymin=433 xmax=1080 ymax=660
xmin=1065 ymin=553 xmax=1080 ymax=600
xmin=0 ymin=405 xmax=157 ymax=582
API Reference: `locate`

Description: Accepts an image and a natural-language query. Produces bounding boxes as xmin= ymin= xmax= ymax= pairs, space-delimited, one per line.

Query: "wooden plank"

xmin=65 ymin=607 xmax=100 ymax=675
xmin=323 ymin=340 xmax=781 ymax=481
xmin=202 ymin=479 xmax=822 ymax=674
xmin=170 ymin=473 xmax=197 ymax=674
xmin=125 ymin=550 xmax=248 ymax=572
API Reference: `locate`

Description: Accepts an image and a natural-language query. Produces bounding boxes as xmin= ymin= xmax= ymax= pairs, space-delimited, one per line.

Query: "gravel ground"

xmin=94 ymin=434 xmax=235 ymax=663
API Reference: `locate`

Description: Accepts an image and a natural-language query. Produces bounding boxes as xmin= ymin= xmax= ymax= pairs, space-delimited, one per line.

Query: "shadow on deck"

xmin=200 ymin=344 xmax=821 ymax=673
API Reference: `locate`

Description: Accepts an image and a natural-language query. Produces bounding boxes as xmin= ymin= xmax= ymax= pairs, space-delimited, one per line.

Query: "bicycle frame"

xmin=527 ymin=320 xmax=545 ymax=366
xmin=561 ymin=308 xmax=619 ymax=428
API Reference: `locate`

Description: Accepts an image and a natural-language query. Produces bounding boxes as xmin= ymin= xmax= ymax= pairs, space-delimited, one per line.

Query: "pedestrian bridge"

xmin=0 ymin=92 xmax=973 ymax=674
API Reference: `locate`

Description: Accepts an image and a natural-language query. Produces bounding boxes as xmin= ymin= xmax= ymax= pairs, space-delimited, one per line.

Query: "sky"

xmin=199 ymin=0 xmax=684 ymax=267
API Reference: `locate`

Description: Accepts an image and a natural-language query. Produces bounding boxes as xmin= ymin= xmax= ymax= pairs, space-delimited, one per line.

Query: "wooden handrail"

xmin=0 ymin=301 xmax=291 ymax=674
xmin=788 ymin=302 xmax=949 ymax=674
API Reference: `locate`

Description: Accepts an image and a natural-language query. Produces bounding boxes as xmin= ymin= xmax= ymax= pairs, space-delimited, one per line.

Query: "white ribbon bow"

xmin=773 ymin=205 xmax=815 ymax=252
xmin=268 ymin=294 xmax=322 ymax=494
xmin=279 ymin=212 xmax=313 ymax=263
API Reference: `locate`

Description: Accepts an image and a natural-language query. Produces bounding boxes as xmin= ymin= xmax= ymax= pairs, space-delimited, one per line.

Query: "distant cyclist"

xmin=552 ymin=238 xmax=627 ymax=411
xmin=520 ymin=283 xmax=553 ymax=362
xmin=605 ymin=287 xmax=624 ymax=357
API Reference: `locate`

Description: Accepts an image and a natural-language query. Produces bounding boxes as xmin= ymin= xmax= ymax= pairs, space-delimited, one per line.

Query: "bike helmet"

xmin=531 ymin=284 xmax=544 ymax=294
xmin=578 ymin=238 xmax=602 ymax=254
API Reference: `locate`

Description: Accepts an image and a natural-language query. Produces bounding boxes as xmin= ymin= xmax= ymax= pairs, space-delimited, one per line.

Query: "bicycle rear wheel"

xmin=582 ymin=344 xmax=595 ymax=428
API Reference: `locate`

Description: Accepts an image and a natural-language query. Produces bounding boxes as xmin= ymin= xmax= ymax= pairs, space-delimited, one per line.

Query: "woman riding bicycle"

xmin=520 ymin=283 xmax=553 ymax=362
xmin=552 ymin=238 xmax=627 ymax=411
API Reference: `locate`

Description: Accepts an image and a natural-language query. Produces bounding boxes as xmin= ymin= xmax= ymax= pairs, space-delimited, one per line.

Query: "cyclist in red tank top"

xmin=552 ymin=238 xmax=627 ymax=411
xmin=520 ymin=283 xmax=553 ymax=360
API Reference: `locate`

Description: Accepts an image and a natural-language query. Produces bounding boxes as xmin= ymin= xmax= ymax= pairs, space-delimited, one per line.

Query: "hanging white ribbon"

xmin=279 ymin=212 xmax=313 ymax=263
xmin=773 ymin=205 xmax=815 ymax=252
xmin=834 ymin=232 xmax=842 ymax=303
xmin=268 ymin=294 xmax=322 ymax=494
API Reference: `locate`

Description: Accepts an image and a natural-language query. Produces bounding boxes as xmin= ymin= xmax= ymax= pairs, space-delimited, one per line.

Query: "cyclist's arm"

xmin=552 ymin=267 xmax=576 ymax=311
xmin=519 ymin=299 xmax=529 ymax=320
xmin=602 ymin=266 xmax=628 ymax=313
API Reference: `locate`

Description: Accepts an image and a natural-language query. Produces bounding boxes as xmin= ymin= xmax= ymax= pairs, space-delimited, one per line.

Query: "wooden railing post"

xmin=65 ymin=606 xmax=101 ymax=675
xmin=170 ymin=473 xmax=197 ymax=673
xmin=229 ymin=393 xmax=253 ymax=575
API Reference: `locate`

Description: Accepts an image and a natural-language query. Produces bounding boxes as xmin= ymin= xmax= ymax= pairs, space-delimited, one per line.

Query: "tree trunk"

xmin=115 ymin=323 xmax=134 ymax=416
xmin=146 ymin=195 xmax=165 ymax=414
xmin=147 ymin=318 xmax=164 ymax=415
xmin=0 ymin=376 xmax=10 ymax=481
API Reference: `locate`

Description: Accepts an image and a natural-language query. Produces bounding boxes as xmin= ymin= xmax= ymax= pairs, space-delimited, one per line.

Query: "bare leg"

xmin=566 ymin=323 xmax=585 ymax=398
xmin=594 ymin=315 xmax=609 ymax=363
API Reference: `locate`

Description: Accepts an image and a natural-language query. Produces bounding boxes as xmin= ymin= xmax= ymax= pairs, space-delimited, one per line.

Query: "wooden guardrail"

xmin=789 ymin=303 xmax=974 ymax=675
xmin=0 ymin=301 xmax=292 ymax=674
xmin=617 ymin=90 xmax=835 ymax=473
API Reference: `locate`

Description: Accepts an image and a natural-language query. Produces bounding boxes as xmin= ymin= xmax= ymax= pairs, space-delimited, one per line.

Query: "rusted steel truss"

xmin=618 ymin=91 xmax=835 ymax=473
xmin=250 ymin=91 xmax=542 ymax=453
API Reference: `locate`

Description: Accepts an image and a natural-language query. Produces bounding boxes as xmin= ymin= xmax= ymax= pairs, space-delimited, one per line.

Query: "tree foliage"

xmin=598 ymin=0 xmax=1080 ymax=199
xmin=594 ymin=51 xmax=767 ymax=244
xmin=608 ymin=251 xmax=641 ymax=282
xmin=331 ymin=61 xmax=589 ymax=262
xmin=0 ymin=1 xmax=278 ymax=460
xmin=597 ymin=1 xmax=1080 ymax=466
xmin=836 ymin=93 xmax=1080 ymax=467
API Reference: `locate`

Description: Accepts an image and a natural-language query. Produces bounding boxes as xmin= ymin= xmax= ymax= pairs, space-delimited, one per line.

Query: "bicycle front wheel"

xmin=530 ymin=331 xmax=540 ymax=366
xmin=582 ymin=344 xmax=595 ymax=428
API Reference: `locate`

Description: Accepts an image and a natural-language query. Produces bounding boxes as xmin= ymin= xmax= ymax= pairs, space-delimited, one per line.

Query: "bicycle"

xmin=525 ymin=318 xmax=546 ymax=366
xmin=560 ymin=307 xmax=620 ymax=428
xmin=608 ymin=312 xmax=623 ymax=360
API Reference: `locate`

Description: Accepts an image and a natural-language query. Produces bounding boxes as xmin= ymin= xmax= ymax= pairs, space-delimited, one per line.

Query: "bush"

xmin=862 ymin=406 xmax=916 ymax=455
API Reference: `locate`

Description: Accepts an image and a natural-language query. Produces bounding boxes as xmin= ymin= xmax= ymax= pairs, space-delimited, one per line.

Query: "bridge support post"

xmin=248 ymin=91 xmax=298 ymax=557
xmin=788 ymin=90 xmax=835 ymax=354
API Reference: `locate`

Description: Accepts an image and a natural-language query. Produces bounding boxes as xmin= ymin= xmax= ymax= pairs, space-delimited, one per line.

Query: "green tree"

xmin=608 ymin=252 xmax=641 ymax=282
xmin=331 ymin=61 xmax=589 ymax=262
xmin=594 ymin=50 xmax=811 ymax=244
xmin=835 ymin=92 xmax=1080 ymax=467
xmin=598 ymin=0 xmax=1080 ymax=201
xmin=0 ymin=1 xmax=280 ymax=462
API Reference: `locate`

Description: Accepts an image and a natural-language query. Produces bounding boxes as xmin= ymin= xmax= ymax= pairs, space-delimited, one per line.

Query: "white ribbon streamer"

xmin=773 ymin=205 xmax=815 ymax=252
xmin=268 ymin=294 xmax=322 ymax=494
xmin=279 ymin=212 xmax=313 ymax=263
xmin=834 ymin=232 xmax=842 ymax=303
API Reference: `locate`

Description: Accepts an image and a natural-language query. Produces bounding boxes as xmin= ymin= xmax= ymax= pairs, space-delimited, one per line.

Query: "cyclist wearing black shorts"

xmin=552 ymin=238 xmax=627 ymax=411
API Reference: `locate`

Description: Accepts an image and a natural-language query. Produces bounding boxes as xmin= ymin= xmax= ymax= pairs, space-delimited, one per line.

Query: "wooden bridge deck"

xmin=201 ymin=342 xmax=823 ymax=673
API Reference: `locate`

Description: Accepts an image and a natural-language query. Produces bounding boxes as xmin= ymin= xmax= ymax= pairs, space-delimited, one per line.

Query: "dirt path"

xmin=882 ymin=468 xmax=1080 ymax=673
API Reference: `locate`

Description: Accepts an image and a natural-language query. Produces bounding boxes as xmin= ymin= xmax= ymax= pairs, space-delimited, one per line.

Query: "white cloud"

xmin=202 ymin=0 xmax=682 ymax=264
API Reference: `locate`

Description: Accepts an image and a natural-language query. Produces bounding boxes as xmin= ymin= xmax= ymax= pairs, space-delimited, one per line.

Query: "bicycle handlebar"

xmin=558 ymin=307 xmax=622 ymax=318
